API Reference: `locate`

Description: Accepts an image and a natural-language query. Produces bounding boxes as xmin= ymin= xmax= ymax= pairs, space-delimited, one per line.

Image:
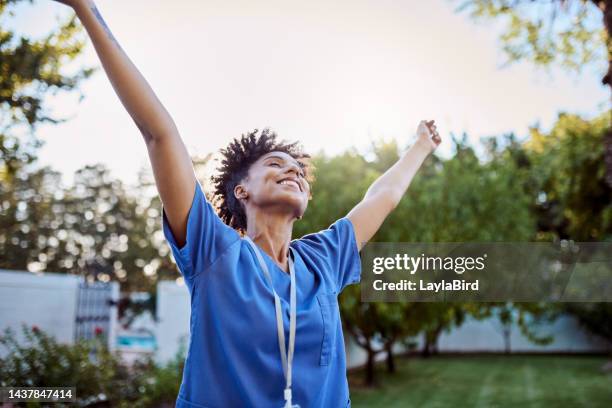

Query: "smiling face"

xmin=234 ymin=151 xmax=311 ymax=221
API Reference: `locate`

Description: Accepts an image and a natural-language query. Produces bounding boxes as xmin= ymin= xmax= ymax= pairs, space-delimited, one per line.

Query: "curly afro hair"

xmin=210 ymin=128 xmax=314 ymax=233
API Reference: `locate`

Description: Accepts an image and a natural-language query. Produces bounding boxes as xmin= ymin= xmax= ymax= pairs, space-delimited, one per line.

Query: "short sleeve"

xmin=296 ymin=217 xmax=361 ymax=292
xmin=161 ymin=182 xmax=240 ymax=281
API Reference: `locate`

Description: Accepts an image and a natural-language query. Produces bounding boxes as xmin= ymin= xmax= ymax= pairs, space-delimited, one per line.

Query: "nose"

xmin=285 ymin=161 xmax=302 ymax=177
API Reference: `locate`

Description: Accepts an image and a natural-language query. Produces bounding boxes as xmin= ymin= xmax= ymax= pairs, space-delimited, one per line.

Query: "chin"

xmin=270 ymin=192 xmax=307 ymax=215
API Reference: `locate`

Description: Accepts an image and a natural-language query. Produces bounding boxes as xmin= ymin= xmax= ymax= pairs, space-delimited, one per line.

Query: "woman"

xmin=53 ymin=1 xmax=442 ymax=407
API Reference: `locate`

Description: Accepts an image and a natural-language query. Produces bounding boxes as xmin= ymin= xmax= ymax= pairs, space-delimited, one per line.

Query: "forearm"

xmin=73 ymin=1 xmax=176 ymax=142
xmin=347 ymin=121 xmax=440 ymax=248
xmin=364 ymin=141 xmax=431 ymax=207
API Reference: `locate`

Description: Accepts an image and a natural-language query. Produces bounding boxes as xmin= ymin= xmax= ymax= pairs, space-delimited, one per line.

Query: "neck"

xmin=245 ymin=210 xmax=294 ymax=273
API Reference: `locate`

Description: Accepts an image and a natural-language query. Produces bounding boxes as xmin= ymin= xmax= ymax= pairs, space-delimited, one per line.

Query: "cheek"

xmin=247 ymin=175 xmax=279 ymax=200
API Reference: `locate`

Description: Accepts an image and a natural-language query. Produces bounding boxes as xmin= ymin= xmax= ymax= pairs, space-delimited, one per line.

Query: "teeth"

xmin=280 ymin=180 xmax=299 ymax=189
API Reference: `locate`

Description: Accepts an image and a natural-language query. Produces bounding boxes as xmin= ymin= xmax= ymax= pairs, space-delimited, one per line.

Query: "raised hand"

xmin=416 ymin=119 xmax=442 ymax=153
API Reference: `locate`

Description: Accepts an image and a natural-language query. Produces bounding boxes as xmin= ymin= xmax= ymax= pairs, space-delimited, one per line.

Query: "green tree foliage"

xmin=522 ymin=112 xmax=612 ymax=347
xmin=455 ymin=0 xmax=608 ymax=79
xmin=0 ymin=1 xmax=180 ymax=293
xmin=293 ymin=149 xmax=374 ymax=238
xmin=51 ymin=164 xmax=177 ymax=292
xmin=300 ymin=134 xmax=542 ymax=385
xmin=0 ymin=165 xmax=63 ymax=270
xmin=564 ymin=302 xmax=612 ymax=343
xmin=490 ymin=302 xmax=556 ymax=354
xmin=457 ymin=0 xmax=612 ymax=345
xmin=0 ymin=0 xmax=92 ymax=271
xmin=524 ymin=112 xmax=612 ymax=241
xmin=0 ymin=0 xmax=93 ymax=176
xmin=454 ymin=0 xmax=612 ymax=189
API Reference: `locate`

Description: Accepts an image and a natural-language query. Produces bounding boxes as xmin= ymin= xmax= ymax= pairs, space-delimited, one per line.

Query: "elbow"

xmin=378 ymin=187 xmax=402 ymax=209
xmin=135 ymin=118 xmax=179 ymax=146
xmin=134 ymin=118 xmax=156 ymax=144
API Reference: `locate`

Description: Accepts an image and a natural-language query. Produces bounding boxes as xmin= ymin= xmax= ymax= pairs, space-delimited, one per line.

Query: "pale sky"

xmin=9 ymin=0 xmax=607 ymax=188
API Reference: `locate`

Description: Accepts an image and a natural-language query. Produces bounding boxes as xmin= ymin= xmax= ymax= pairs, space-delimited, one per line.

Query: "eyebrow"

xmin=263 ymin=155 xmax=305 ymax=169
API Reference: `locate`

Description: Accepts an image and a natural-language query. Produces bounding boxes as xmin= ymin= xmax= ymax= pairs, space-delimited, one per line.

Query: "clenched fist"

xmin=416 ymin=120 xmax=442 ymax=154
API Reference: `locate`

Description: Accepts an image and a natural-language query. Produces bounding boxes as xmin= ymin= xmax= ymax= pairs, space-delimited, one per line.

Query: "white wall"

xmin=345 ymin=314 xmax=612 ymax=368
xmin=437 ymin=314 xmax=612 ymax=353
xmin=155 ymin=280 xmax=191 ymax=363
xmin=0 ymin=270 xmax=80 ymax=347
xmin=0 ymin=270 xmax=119 ymax=354
xmin=155 ymin=280 xmax=612 ymax=367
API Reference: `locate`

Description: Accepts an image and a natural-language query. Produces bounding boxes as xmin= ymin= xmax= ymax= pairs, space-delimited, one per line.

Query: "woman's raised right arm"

xmin=55 ymin=0 xmax=196 ymax=247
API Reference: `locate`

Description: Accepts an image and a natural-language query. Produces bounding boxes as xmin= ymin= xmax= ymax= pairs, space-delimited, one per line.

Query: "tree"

xmin=393 ymin=133 xmax=540 ymax=359
xmin=0 ymin=165 xmax=65 ymax=271
xmin=57 ymin=164 xmax=171 ymax=292
xmin=0 ymin=0 xmax=92 ymax=267
xmin=0 ymin=0 xmax=93 ymax=170
xmin=521 ymin=112 xmax=612 ymax=359
xmin=490 ymin=302 xmax=556 ymax=354
xmin=523 ymin=112 xmax=612 ymax=240
xmin=564 ymin=302 xmax=612 ymax=345
xmin=456 ymin=1 xmax=608 ymax=78
xmin=326 ymin=134 xmax=546 ymax=384
xmin=455 ymin=0 xmax=612 ymax=187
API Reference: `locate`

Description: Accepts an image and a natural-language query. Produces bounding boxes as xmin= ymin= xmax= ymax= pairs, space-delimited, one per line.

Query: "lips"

xmin=277 ymin=178 xmax=302 ymax=191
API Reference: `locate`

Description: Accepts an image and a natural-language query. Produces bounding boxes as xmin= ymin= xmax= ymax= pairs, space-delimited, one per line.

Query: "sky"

xmin=8 ymin=0 xmax=608 ymax=189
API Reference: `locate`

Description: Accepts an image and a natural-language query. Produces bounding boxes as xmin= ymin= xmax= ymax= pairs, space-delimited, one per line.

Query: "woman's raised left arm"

xmin=346 ymin=120 xmax=442 ymax=251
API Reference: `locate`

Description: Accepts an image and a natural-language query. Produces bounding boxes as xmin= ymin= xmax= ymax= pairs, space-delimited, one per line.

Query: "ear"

xmin=234 ymin=184 xmax=248 ymax=201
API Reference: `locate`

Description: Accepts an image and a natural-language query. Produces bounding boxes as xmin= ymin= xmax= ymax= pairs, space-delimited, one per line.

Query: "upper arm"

xmin=160 ymin=180 xmax=239 ymax=281
xmin=145 ymin=132 xmax=197 ymax=248
xmin=346 ymin=190 xmax=398 ymax=251
xmin=142 ymin=126 xmax=240 ymax=281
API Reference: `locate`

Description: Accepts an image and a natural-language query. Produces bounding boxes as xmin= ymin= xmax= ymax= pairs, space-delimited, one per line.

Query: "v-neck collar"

xmin=245 ymin=238 xmax=298 ymax=278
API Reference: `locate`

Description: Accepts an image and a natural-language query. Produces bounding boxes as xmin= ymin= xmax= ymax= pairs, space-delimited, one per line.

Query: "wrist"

xmin=412 ymin=139 xmax=433 ymax=156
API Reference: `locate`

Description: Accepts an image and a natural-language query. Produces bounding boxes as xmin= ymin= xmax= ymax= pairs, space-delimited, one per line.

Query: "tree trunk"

xmin=431 ymin=325 xmax=443 ymax=355
xmin=385 ymin=342 xmax=396 ymax=373
xmin=365 ymin=348 xmax=376 ymax=386
xmin=599 ymin=0 xmax=612 ymax=188
xmin=422 ymin=332 xmax=432 ymax=358
xmin=503 ymin=326 xmax=511 ymax=354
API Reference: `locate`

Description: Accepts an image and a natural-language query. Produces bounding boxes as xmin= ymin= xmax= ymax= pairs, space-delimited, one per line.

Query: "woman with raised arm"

xmin=53 ymin=1 xmax=442 ymax=407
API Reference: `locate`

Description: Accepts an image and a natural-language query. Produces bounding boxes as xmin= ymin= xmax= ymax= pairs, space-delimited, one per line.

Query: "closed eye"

xmin=266 ymin=158 xmax=305 ymax=177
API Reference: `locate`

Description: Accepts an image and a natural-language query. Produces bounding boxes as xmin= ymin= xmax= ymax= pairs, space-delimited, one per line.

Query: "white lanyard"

xmin=245 ymin=236 xmax=299 ymax=408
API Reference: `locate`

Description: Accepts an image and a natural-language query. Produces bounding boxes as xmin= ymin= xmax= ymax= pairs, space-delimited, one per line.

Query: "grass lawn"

xmin=348 ymin=355 xmax=612 ymax=408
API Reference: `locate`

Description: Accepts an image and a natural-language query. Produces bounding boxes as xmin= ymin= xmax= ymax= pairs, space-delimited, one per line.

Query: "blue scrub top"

xmin=162 ymin=182 xmax=362 ymax=408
